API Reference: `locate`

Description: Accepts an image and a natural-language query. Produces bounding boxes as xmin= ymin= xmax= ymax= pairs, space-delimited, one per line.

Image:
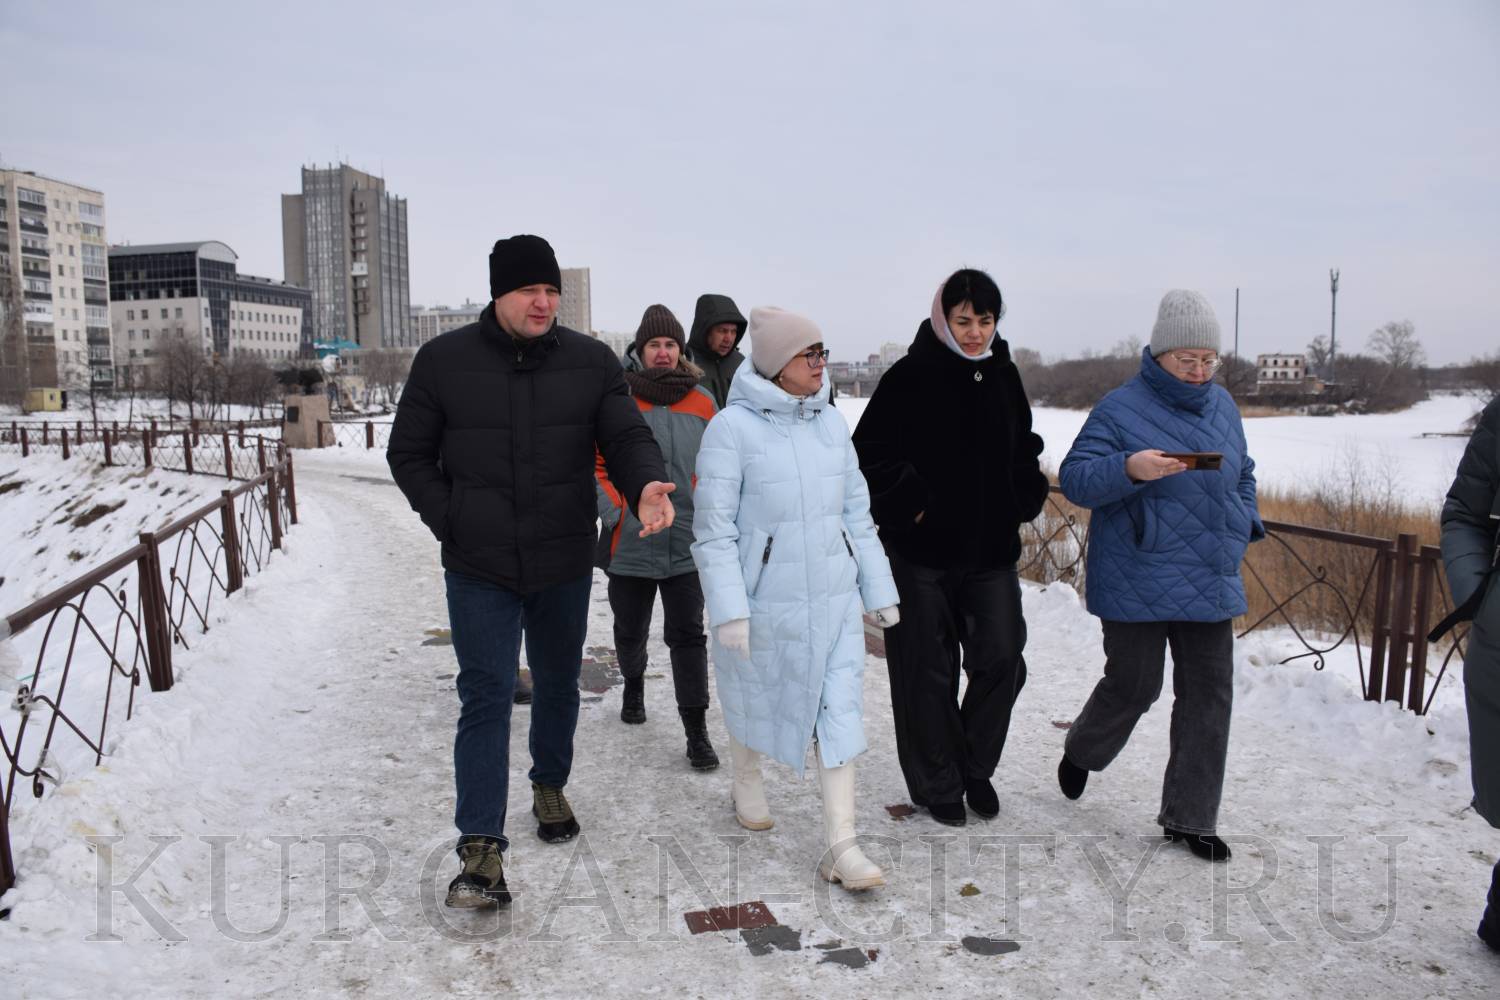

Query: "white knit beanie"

xmin=1150 ymin=290 xmax=1222 ymax=356
xmin=747 ymin=306 xmax=822 ymax=378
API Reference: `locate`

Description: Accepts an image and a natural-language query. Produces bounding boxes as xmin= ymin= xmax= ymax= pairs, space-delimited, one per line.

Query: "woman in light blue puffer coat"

xmin=692 ymin=306 xmax=900 ymax=891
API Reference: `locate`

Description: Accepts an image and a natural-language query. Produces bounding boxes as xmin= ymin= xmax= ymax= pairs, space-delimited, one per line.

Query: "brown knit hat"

xmin=633 ymin=304 xmax=686 ymax=355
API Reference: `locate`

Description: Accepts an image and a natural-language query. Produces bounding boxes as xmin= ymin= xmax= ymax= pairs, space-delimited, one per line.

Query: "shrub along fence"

xmin=0 ymin=430 xmax=298 ymax=899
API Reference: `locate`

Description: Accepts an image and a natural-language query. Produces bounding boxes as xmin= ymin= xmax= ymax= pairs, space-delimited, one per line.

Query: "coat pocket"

xmin=741 ymin=529 xmax=774 ymax=598
xmin=1136 ymin=497 xmax=1160 ymax=551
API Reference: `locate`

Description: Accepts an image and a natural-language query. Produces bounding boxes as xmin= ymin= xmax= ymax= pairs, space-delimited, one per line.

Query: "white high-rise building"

xmin=0 ymin=169 xmax=112 ymax=392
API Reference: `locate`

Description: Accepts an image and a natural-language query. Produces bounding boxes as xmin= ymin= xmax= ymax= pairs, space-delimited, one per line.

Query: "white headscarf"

xmin=929 ymin=281 xmax=1003 ymax=362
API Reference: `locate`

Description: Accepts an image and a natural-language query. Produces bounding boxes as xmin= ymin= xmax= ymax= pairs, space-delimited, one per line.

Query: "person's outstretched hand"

xmin=871 ymin=605 xmax=901 ymax=628
xmin=1125 ymin=450 xmax=1188 ymax=483
xmin=637 ymin=481 xmax=677 ymax=536
xmin=717 ymin=619 xmax=750 ymax=655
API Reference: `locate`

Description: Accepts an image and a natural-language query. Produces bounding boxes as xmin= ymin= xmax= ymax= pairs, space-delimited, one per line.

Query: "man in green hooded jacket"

xmin=686 ymin=293 xmax=747 ymax=409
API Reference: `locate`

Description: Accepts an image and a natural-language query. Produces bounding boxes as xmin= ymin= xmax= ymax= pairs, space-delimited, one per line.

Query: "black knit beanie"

xmin=633 ymin=304 xmax=686 ymax=356
xmin=489 ymin=235 xmax=561 ymax=299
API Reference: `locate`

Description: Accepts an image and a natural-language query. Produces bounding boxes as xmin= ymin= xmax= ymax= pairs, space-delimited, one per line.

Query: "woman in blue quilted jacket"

xmin=1057 ymin=290 xmax=1264 ymax=863
xmin=691 ymin=306 xmax=901 ymax=891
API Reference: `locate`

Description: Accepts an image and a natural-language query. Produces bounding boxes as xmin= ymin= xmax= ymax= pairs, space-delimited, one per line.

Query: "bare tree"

xmin=224 ymin=353 xmax=280 ymax=417
xmin=1110 ymin=335 xmax=1144 ymax=359
xmin=1012 ymin=346 xmax=1043 ymax=379
xmin=1306 ymin=334 xmax=1331 ymax=371
xmin=58 ymin=348 xmax=106 ymax=428
xmin=157 ymin=333 xmax=211 ymax=420
xmin=361 ymin=348 xmax=414 ymax=408
xmin=1368 ymin=320 xmax=1426 ymax=370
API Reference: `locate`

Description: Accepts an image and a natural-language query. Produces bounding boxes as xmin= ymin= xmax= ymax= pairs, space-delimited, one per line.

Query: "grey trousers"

xmin=1064 ymin=619 xmax=1234 ymax=835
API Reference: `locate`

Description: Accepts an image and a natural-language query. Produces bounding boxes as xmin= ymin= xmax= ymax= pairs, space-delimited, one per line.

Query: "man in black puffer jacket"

xmin=388 ymin=234 xmax=673 ymax=909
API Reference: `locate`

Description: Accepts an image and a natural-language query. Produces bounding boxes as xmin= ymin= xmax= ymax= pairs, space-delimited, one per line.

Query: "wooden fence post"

xmin=103 ymin=429 xmax=113 ymax=467
xmin=283 ymin=451 xmax=298 ymax=525
xmin=1383 ymin=533 xmax=1418 ymax=704
xmin=137 ymin=533 xmax=174 ymax=692
xmin=222 ymin=431 xmax=234 ymax=480
xmin=61 ymin=428 xmax=70 ymax=460
xmin=142 ymin=427 xmax=153 ymax=468
xmin=1408 ymin=547 xmax=1438 ymax=712
xmin=267 ymin=467 xmax=283 ymax=551
xmin=1368 ymin=546 xmax=1394 ymax=702
xmin=257 ymin=436 xmax=267 ymax=474
xmin=20 ymin=426 xmax=28 ymax=458
xmin=220 ymin=492 xmax=243 ymax=593
xmin=183 ymin=430 xmax=194 ymax=476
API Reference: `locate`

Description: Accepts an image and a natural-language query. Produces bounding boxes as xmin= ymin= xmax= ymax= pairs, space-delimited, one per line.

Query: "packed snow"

xmin=1 ymin=443 xmax=1495 ymax=998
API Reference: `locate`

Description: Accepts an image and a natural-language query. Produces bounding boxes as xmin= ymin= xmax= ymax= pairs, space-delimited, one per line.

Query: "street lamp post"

xmin=1328 ymin=268 xmax=1339 ymax=383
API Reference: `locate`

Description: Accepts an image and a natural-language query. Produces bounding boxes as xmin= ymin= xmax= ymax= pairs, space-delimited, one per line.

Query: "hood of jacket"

xmin=726 ymin=359 xmax=832 ymax=420
xmin=687 ymin=294 xmax=748 ymax=357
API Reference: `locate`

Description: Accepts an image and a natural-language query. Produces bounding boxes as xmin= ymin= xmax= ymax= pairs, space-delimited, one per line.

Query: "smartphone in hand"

xmin=1159 ymin=452 xmax=1223 ymax=471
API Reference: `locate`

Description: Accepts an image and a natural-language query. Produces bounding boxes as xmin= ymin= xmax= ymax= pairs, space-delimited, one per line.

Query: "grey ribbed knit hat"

xmin=1150 ymin=290 xmax=1222 ymax=356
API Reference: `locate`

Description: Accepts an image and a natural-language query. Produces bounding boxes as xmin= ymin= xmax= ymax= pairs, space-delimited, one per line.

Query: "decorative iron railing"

xmin=0 ymin=434 xmax=298 ymax=899
xmin=1018 ymin=486 xmax=1465 ymax=716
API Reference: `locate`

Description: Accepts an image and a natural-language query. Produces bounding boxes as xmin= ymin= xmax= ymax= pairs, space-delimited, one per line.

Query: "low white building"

xmin=1257 ymin=353 xmax=1307 ymax=387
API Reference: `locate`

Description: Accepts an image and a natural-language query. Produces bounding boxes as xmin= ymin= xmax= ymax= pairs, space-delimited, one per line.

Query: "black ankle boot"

xmin=965 ymin=776 xmax=999 ymax=819
xmin=620 ymin=677 xmax=645 ymax=724
xmin=679 ymin=707 xmax=719 ymax=770
xmin=1058 ymin=756 xmax=1088 ymax=800
xmin=1164 ymin=827 xmax=1232 ymax=862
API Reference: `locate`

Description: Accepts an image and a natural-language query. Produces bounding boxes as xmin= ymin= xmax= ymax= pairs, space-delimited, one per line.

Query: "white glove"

xmin=871 ymin=605 xmax=900 ymax=628
xmin=716 ymin=618 xmax=751 ymax=656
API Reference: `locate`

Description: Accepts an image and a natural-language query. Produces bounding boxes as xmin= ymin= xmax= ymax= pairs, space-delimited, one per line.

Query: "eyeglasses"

xmin=1168 ymin=352 xmax=1221 ymax=374
xmin=801 ymin=348 xmax=831 ymax=368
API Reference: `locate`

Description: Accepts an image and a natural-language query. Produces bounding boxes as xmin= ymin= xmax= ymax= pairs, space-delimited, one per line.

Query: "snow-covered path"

xmin=3 ymin=450 xmax=1497 ymax=998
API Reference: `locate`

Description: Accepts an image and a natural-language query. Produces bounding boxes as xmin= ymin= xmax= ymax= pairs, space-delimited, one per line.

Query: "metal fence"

xmin=1018 ymin=486 xmax=1467 ymax=716
xmin=0 ymin=435 xmax=298 ymax=899
xmin=318 ymin=419 xmax=393 ymax=451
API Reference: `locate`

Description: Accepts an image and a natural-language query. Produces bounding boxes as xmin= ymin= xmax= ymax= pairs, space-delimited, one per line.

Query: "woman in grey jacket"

xmin=596 ymin=305 xmax=721 ymax=770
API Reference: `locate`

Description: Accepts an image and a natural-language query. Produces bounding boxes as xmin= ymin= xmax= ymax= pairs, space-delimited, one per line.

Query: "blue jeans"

xmin=445 ymin=569 xmax=592 ymax=849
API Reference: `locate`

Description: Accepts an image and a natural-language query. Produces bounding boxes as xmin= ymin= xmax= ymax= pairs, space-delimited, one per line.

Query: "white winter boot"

xmin=729 ymin=734 xmax=773 ymax=831
xmin=817 ymin=758 xmax=885 ymax=890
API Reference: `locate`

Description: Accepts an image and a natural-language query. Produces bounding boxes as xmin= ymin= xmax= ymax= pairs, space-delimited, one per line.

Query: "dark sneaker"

xmin=446 ymin=835 xmax=510 ymax=908
xmin=1164 ymin=827 xmax=1232 ymax=862
xmin=620 ymin=677 xmax=645 ymax=724
xmin=965 ymin=776 xmax=999 ymax=819
xmin=532 ymin=782 xmax=580 ymax=843
xmin=1058 ymin=755 xmax=1088 ymax=800
xmin=679 ymin=707 xmax=719 ymax=770
xmin=514 ymin=669 xmax=533 ymax=705
xmin=928 ymin=801 xmax=966 ymax=826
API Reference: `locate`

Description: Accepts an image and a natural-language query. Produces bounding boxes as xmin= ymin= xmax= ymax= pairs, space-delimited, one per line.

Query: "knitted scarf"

xmin=625 ymin=360 xmax=703 ymax=406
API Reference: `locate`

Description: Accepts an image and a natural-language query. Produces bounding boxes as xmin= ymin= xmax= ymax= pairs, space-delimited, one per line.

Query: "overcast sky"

xmin=3 ymin=1 xmax=1496 ymax=364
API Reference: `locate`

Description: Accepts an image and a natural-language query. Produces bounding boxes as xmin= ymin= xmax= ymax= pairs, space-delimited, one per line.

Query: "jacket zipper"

xmin=763 ymin=537 xmax=774 ymax=566
xmin=842 ymin=531 xmax=855 ymax=560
